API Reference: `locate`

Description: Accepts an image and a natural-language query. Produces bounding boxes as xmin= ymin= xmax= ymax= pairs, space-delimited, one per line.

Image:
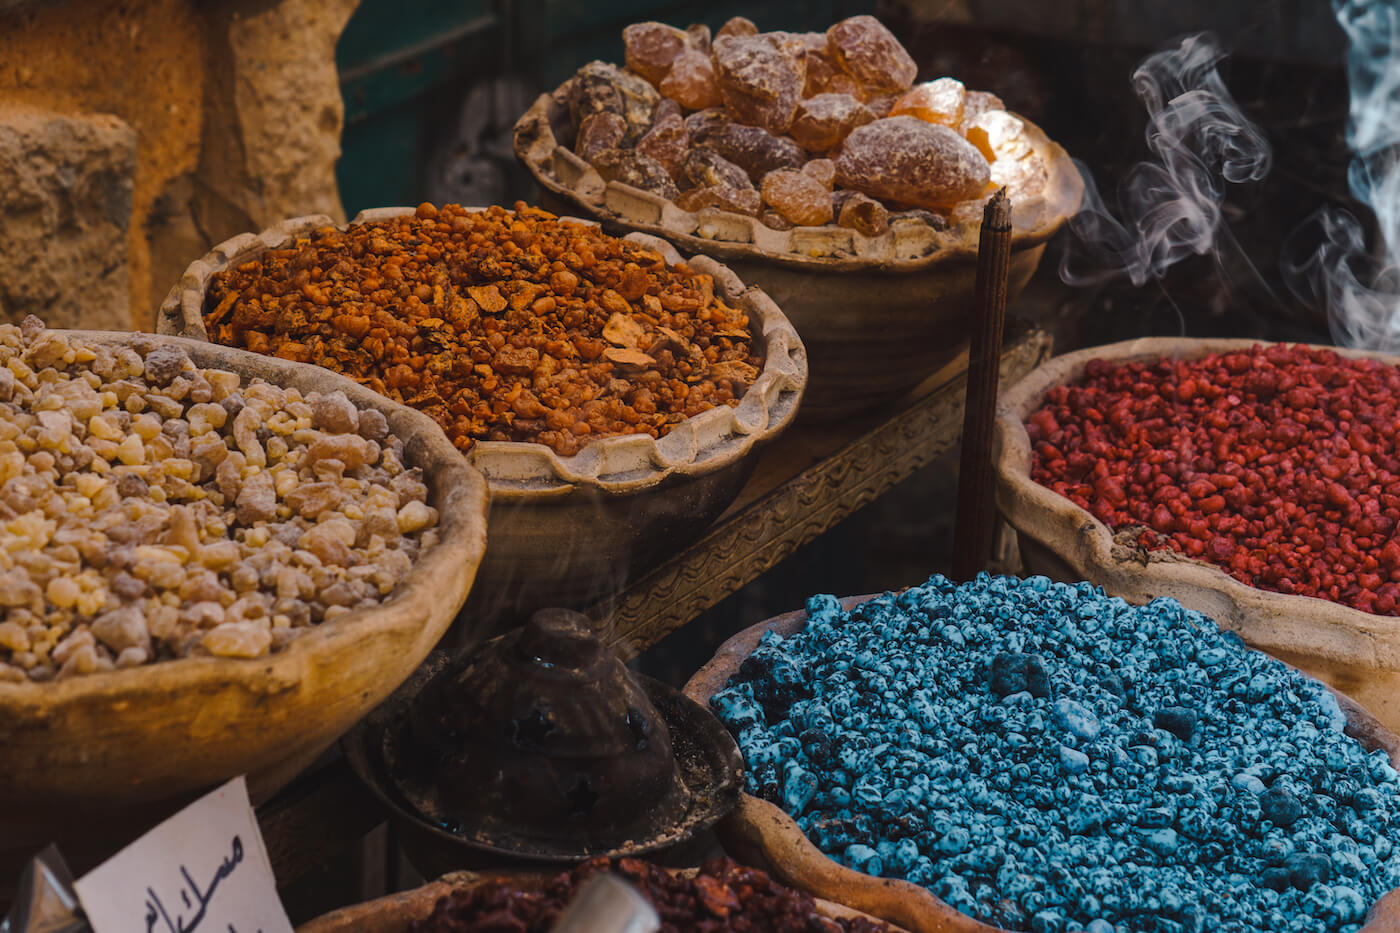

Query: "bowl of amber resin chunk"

xmin=513 ymin=15 xmax=1082 ymax=419
xmin=160 ymin=203 xmax=805 ymax=622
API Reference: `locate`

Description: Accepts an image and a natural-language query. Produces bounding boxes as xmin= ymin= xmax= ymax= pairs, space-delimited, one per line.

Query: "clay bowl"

xmin=993 ymin=337 xmax=1400 ymax=734
xmin=296 ymin=867 xmax=909 ymax=933
xmin=0 ymin=331 xmax=490 ymax=888
xmin=513 ymin=82 xmax=1083 ymax=421
xmin=159 ymin=206 xmax=806 ymax=622
xmin=683 ymin=593 xmax=1400 ymax=933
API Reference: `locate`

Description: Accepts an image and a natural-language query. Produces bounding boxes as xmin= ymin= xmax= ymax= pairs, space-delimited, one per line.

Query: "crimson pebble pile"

xmin=1028 ymin=345 xmax=1400 ymax=615
xmin=410 ymin=856 xmax=889 ymax=932
xmin=711 ymin=575 xmax=1400 ymax=933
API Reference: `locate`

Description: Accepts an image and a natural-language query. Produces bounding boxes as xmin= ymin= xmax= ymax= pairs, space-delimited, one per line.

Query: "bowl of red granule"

xmin=994 ymin=337 xmax=1400 ymax=734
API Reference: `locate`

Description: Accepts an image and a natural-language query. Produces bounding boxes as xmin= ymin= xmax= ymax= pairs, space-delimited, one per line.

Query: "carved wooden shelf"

xmin=258 ymin=321 xmax=1053 ymax=889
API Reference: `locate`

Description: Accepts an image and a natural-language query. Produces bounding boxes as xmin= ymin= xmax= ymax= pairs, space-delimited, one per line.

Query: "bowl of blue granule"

xmin=689 ymin=574 xmax=1400 ymax=933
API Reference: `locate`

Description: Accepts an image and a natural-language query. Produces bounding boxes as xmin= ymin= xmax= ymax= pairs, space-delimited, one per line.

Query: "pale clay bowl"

xmin=0 ymin=331 xmax=490 ymax=885
xmin=158 ymin=206 xmax=807 ymax=622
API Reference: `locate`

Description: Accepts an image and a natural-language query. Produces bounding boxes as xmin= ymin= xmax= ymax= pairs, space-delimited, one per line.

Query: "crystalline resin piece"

xmin=569 ymin=64 xmax=624 ymax=128
xmin=675 ymin=185 xmax=762 ymax=216
xmin=964 ymin=110 xmax=1033 ymax=164
xmin=836 ymin=191 xmax=890 ymax=236
xmin=802 ymin=158 xmax=836 ymax=190
xmin=659 ymin=49 xmax=723 ymax=111
xmin=688 ymin=121 xmax=804 ymax=182
xmin=683 ymin=149 xmax=754 ymax=191
xmin=789 ymin=93 xmax=875 ymax=152
xmin=958 ymin=90 xmax=1006 ymax=133
xmin=636 ymin=113 xmax=690 ymax=179
xmin=761 ymin=210 xmax=794 ymax=230
xmin=711 ymin=34 xmax=806 ymax=134
xmin=590 ymin=148 xmax=680 ymax=198
xmin=891 ymin=78 xmax=966 ymax=126
xmin=716 ymin=16 xmax=758 ymax=40
xmin=572 ymin=61 xmax=660 ymax=144
xmin=835 ymin=116 xmax=990 ymax=210
xmin=686 ymin=23 xmax=712 ymax=54
xmin=624 ymin=22 xmax=690 ymax=85
xmin=574 ymin=111 xmax=627 ymax=161
xmin=826 ymin=15 xmax=917 ymax=94
xmin=761 ymin=169 xmax=834 ymax=226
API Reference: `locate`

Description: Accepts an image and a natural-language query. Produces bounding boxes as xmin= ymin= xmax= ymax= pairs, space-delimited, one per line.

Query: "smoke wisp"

xmin=1282 ymin=0 xmax=1400 ymax=351
xmin=1060 ymin=34 xmax=1272 ymax=289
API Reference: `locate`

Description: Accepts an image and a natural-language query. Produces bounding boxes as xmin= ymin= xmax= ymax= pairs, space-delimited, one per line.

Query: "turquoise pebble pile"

xmin=710 ymin=574 xmax=1400 ymax=933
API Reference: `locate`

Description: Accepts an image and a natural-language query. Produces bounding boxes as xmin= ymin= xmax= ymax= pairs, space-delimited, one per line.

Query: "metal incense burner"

xmin=343 ymin=609 xmax=741 ymax=868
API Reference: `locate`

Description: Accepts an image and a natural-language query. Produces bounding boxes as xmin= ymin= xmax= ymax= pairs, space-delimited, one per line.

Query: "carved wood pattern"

xmin=604 ymin=327 xmax=1053 ymax=659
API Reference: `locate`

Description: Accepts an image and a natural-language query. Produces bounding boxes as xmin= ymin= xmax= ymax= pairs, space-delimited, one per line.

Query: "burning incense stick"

xmin=952 ymin=188 xmax=1012 ymax=581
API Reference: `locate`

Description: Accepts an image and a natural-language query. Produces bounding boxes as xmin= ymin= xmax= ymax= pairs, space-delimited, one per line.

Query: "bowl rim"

xmin=0 ymin=330 xmax=490 ymax=706
xmin=681 ymin=590 xmax=1400 ymax=933
xmin=511 ymin=78 xmax=1084 ymax=274
xmin=294 ymin=864 xmax=912 ymax=933
xmin=158 ymin=206 xmax=807 ymax=499
xmin=992 ymin=337 xmax=1400 ymax=670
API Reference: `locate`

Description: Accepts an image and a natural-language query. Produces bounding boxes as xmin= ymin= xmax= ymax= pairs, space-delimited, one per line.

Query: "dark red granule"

xmin=1027 ymin=344 xmax=1400 ymax=616
xmin=409 ymin=856 xmax=889 ymax=933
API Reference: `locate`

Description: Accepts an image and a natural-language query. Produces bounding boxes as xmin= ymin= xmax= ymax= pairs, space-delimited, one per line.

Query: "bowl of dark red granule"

xmin=994 ymin=337 xmax=1400 ymax=735
xmin=294 ymin=857 xmax=902 ymax=933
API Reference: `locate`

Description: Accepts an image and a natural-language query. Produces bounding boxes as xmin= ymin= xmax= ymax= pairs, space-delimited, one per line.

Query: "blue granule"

xmin=709 ymin=574 xmax=1400 ymax=933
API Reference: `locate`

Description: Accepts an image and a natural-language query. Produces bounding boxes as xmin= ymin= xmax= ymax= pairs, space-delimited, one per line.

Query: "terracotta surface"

xmin=0 ymin=0 xmax=204 ymax=324
xmin=515 ymin=83 xmax=1082 ymax=419
xmin=0 ymin=0 xmax=356 ymax=329
xmin=160 ymin=206 xmax=807 ymax=619
xmin=993 ymin=337 xmax=1400 ymax=735
xmin=0 ymin=332 xmax=490 ymax=885
xmin=295 ymin=867 xmax=910 ymax=933
xmin=682 ymin=594 xmax=1400 ymax=933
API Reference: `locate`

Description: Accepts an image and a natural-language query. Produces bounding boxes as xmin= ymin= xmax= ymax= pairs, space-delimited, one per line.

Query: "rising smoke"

xmin=1060 ymin=34 xmax=1272 ymax=289
xmin=1282 ymin=0 xmax=1400 ymax=351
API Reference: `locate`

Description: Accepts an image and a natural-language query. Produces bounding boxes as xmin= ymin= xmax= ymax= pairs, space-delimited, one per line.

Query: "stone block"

xmin=0 ymin=108 xmax=136 ymax=329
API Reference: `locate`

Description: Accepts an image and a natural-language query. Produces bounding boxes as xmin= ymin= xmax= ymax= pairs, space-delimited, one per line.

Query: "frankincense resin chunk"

xmin=687 ymin=119 xmax=804 ymax=182
xmin=573 ymin=61 xmax=659 ymax=143
xmin=959 ymin=89 xmax=1006 ymax=133
xmin=675 ymin=185 xmax=762 ymax=216
xmin=575 ymin=112 xmax=627 ymax=161
xmin=623 ymin=22 xmax=689 ymax=84
xmin=789 ymin=92 xmax=875 ymax=152
xmin=716 ymin=16 xmax=758 ymax=40
xmin=682 ymin=149 xmax=753 ymax=190
xmin=835 ymin=116 xmax=989 ymax=210
xmin=658 ymin=49 xmax=722 ymax=110
xmin=635 ymin=113 xmax=689 ymax=179
xmin=825 ymin=15 xmax=917 ymax=94
xmin=761 ymin=169 xmax=834 ymax=226
xmin=891 ymin=78 xmax=965 ymax=126
xmin=711 ymin=33 xmax=806 ymax=134
xmin=591 ymin=149 xmax=679 ymax=197
xmin=837 ymin=191 xmax=889 ymax=236
xmin=802 ymin=158 xmax=836 ymax=189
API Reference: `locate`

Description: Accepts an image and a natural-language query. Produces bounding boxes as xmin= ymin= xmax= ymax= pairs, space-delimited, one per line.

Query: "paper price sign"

xmin=74 ymin=777 xmax=293 ymax=933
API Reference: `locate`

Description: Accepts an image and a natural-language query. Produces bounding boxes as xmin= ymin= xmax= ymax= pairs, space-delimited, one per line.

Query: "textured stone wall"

xmin=0 ymin=0 xmax=359 ymax=331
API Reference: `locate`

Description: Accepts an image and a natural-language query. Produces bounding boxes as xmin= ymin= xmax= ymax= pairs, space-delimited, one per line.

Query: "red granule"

xmin=1027 ymin=344 xmax=1400 ymax=616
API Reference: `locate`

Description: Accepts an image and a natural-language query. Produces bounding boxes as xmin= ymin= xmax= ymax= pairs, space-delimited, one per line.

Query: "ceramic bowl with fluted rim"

xmin=0 ymin=330 xmax=490 ymax=889
xmin=682 ymin=593 xmax=1400 ymax=933
xmin=513 ymin=81 xmax=1083 ymax=420
xmin=993 ymin=337 xmax=1400 ymax=734
xmin=158 ymin=206 xmax=806 ymax=623
xmin=295 ymin=866 xmax=911 ymax=933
